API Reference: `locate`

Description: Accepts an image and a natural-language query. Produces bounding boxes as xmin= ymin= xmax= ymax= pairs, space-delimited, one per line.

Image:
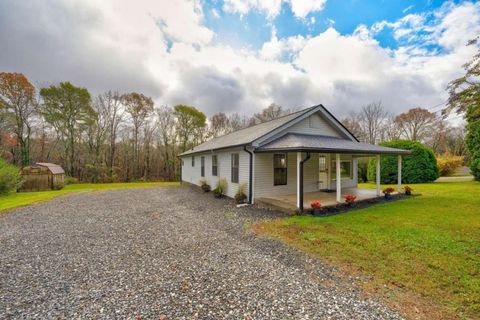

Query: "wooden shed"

xmin=20 ymin=163 xmax=65 ymax=192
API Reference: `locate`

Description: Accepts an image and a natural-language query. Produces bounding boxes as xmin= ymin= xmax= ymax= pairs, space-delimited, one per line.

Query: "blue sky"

xmin=203 ymin=0 xmax=456 ymax=51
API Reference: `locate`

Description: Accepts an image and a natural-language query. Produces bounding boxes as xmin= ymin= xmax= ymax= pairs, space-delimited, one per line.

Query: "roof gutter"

xmin=299 ymin=152 xmax=311 ymax=213
xmin=243 ymin=146 xmax=254 ymax=204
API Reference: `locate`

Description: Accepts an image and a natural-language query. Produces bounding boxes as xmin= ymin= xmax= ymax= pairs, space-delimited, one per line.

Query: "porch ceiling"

xmin=256 ymin=133 xmax=411 ymax=155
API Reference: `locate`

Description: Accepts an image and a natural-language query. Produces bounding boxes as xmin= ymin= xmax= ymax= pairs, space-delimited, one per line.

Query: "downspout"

xmin=299 ymin=152 xmax=311 ymax=212
xmin=244 ymin=146 xmax=254 ymax=204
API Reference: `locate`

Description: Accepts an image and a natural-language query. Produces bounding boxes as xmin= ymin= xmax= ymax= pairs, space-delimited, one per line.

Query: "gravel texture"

xmin=0 ymin=186 xmax=403 ymax=319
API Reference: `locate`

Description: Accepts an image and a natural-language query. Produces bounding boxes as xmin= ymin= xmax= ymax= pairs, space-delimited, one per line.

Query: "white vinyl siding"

xmin=254 ymin=152 xmax=319 ymax=198
xmin=181 ymin=147 xmax=250 ymax=199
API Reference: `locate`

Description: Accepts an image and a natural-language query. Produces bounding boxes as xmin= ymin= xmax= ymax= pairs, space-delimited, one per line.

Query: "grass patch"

xmin=253 ymin=181 xmax=480 ymax=319
xmin=0 ymin=181 xmax=180 ymax=212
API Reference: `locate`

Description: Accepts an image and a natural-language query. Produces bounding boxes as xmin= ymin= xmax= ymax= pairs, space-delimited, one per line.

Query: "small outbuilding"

xmin=20 ymin=163 xmax=65 ymax=192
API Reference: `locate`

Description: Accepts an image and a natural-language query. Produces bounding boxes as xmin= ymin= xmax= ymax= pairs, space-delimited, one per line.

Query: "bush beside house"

xmin=0 ymin=158 xmax=23 ymax=195
xmin=368 ymin=140 xmax=439 ymax=184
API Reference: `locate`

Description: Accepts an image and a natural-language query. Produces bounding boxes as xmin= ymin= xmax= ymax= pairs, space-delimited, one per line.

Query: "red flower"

xmin=344 ymin=194 xmax=357 ymax=204
xmin=382 ymin=187 xmax=395 ymax=195
xmin=310 ymin=201 xmax=321 ymax=209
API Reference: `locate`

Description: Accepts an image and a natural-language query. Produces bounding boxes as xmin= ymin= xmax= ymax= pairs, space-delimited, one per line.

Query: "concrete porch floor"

xmin=257 ymin=188 xmax=384 ymax=213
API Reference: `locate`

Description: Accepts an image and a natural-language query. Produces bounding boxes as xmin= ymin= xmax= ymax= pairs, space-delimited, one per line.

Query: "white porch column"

xmin=397 ymin=155 xmax=402 ymax=193
xmin=353 ymin=157 xmax=358 ymax=183
xmin=376 ymin=155 xmax=381 ymax=196
xmin=297 ymin=152 xmax=302 ymax=208
xmin=336 ymin=153 xmax=341 ymax=202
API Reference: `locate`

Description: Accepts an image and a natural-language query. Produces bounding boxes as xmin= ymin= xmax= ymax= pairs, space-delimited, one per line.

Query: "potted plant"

xmin=382 ymin=187 xmax=395 ymax=199
xmin=344 ymin=194 xmax=357 ymax=206
xmin=234 ymin=183 xmax=247 ymax=204
xmin=310 ymin=201 xmax=322 ymax=215
xmin=213 ymin=178 xmax=228 ymax=198
xmin=403 ymin=185 xmax=412 ymax=195
xmin=200 ymin=179 xmax=211 ymax=192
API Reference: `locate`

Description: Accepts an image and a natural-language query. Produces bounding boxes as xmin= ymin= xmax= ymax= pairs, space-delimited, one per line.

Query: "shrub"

xmin=213 ymin=178 xmax=228 ymax=198
xmin=234 ymin=183 xmax=247 ymax=204
xmin=0 ymin=159 xmax=23 ymax=195
xmin=344 ymin=194 xmax=357 ymax=205
xmin=65 ymin=176 xmax=78 ymax=185
xmin=367 ymin=140 xmax=439 ymax=184
xmin=52 ymin=181 xmax=64 ymax=190
xmin=470 ymin=158 xmax=480 ymax=181
xmin=310 ymin=201 xmax=321 ymax=209
xmin=357 ymin=159 xmax=368 ymax=183
xmin=436 ymin=153 xmax=464 ymax=176
xmin=465 ymin=104 xmax=480 ymax=181
xmin=199 ymin=179 xmax=211 ymax=192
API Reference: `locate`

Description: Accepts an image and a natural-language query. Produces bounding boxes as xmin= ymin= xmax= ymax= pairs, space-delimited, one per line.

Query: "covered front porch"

xmin=257 ymin=187 xmax=382 ymax=213
xmin=252 ymin=134 xmax=410 ymax=212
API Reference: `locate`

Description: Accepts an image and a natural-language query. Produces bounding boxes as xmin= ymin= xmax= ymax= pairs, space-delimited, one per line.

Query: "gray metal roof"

xmin=180 ymin=106 xmax=318 ymax=156
xmin=256 ymin=133 xmax=411 ymax=155
xmin=36 ymin=162 xmax=65 ymax=174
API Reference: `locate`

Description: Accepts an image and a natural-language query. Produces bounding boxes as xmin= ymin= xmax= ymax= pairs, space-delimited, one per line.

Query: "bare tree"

xmin=252 ymin=103 xmax=284 ymax=124
xmin=156 ymin=106 xmax=176 ymax=180
xmin=342 ymin=113 xmax=364 ymax=141
xmin=123 ymin=92 xmax=154 ymax=179
xmin=210 ymin=112 xmax=232 ymax=137
xmin=97 ymin=91 xmax=124 ymax=178
xmin=395 ymin=107 xmax=437 ymax=141
xmin=381 ymin=115 xmax=402 ymax=141
xmin=358 ymin=101 xmax=389 ymax=144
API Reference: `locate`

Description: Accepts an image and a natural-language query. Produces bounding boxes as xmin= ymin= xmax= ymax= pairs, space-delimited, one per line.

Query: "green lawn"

xmin=0 ymin=181 xmax=180 ymax=212
xmin=253 ymin=181 xmax=480 ymax=319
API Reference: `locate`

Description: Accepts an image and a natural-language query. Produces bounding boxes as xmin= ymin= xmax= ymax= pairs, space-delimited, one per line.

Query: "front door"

xmin=318 ymin=154 xmax=330 ymax=190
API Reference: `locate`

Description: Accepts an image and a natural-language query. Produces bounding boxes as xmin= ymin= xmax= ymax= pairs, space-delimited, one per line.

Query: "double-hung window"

xmin=201 ymin=156 xmax=205 ymax=177
xmin=332 ymin=160 xmax=352 ymax=179
xmin=231 ymin=153 xmax=239 ymax=183
xmin=273 ymin=153 xmax=287 ymax=185
xmin=212 ymin=155 xmax=218 ymax=176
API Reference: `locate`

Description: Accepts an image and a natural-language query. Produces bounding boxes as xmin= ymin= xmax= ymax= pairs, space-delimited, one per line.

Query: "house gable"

xmin=254 ymin=106 xmax=356 ymax=147
xmin=280 ymin=112 xmax=342 ymax=137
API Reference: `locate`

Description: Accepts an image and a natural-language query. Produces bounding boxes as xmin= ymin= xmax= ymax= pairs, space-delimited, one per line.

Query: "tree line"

xmin=0 ymin=78 xmax=295 ymax=182
xmin=341 ymin=101 xmax=466 ymax=157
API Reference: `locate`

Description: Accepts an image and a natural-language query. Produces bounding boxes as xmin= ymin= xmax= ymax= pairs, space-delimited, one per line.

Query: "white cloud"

xmin=222 ymin=0 xmax=326 ymax=19
xmin=0 ymin=0 xmax=479 ymax=119
xmin=211 ymin=8 xmax=220 ymax=19
xmin=223 ymin=0 xmax=283 ymax=18
xmin=289 ymin=0 xmax=327 ymax=18
xmin=403 ymin=5 xmax=414 ymax=13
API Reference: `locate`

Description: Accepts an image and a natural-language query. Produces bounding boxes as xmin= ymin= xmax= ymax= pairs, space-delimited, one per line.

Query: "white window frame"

xmin=331 ymin=159 xmax=353 ymax=180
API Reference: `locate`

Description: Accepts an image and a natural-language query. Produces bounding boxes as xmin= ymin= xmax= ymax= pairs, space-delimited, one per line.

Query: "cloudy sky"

xmin=1 ymin=0 xmax=479 ymax=118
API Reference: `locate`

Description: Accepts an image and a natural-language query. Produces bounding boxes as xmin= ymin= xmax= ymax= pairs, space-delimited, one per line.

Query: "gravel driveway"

xmin=0 ymin=186 xmax=402 ymax=319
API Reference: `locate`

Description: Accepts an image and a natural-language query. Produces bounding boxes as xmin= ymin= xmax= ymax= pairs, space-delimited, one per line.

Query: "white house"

xmin=180 ymin=105 xmax=410 ymax=212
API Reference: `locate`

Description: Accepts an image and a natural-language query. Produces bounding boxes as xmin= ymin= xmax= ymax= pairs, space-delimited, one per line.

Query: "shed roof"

xmin=256 ymin=133 xmax=411 ymax=155
xmin=36 ymin=163 xmax=65 ymax=174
